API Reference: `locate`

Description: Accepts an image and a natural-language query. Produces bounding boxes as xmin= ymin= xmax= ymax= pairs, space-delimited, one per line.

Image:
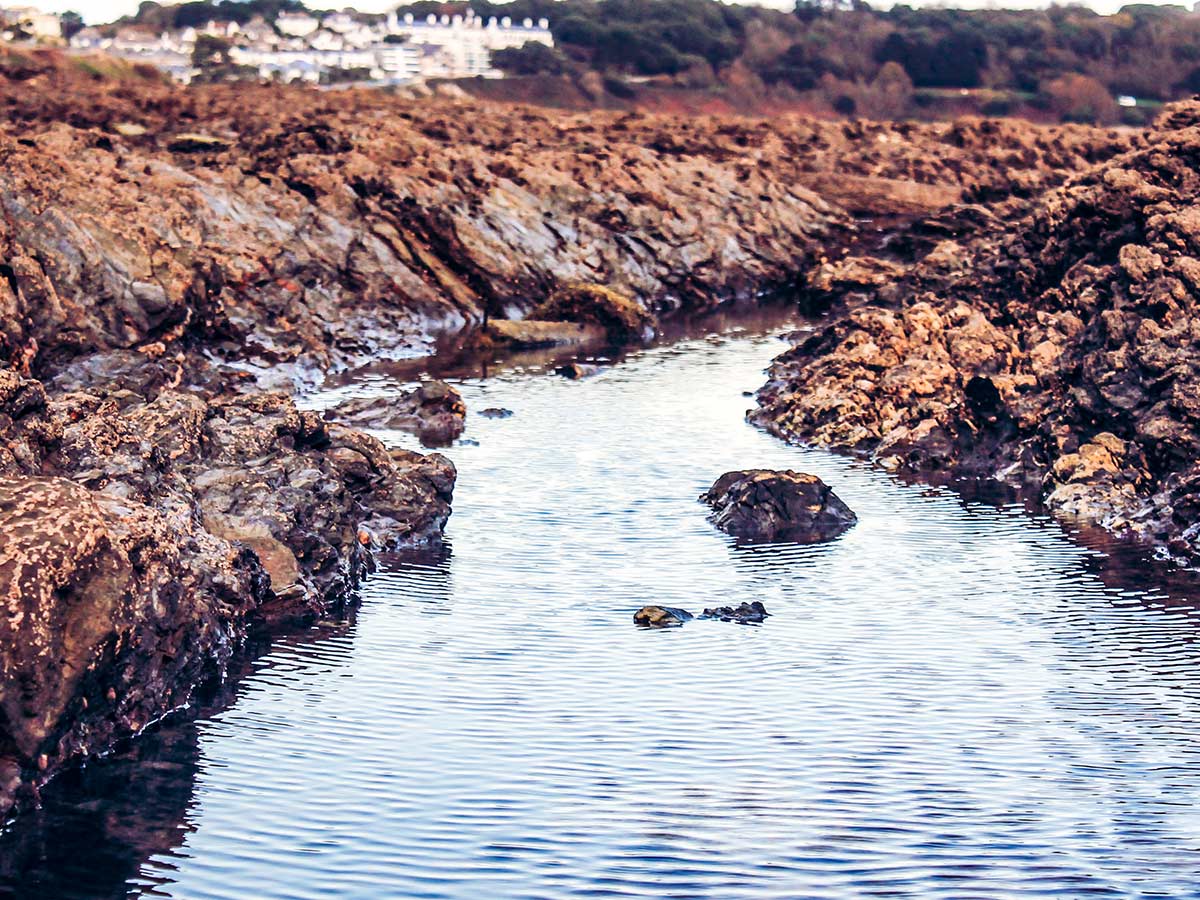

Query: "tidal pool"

xmin=5 ymin=312 xmax=1200 ymax=898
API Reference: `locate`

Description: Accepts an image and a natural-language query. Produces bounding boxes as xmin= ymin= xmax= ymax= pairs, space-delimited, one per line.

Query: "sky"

xmin=28 ymin=0 xmax=1194 ymax=27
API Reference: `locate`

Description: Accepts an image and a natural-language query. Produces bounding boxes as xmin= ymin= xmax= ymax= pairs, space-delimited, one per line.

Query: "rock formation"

xmin=753 ymin=99 xmax=1200 ymax=559
xmin=0 ymin=363 xmax=454 ymax=815
xmin=701 ymin=470 xmax=857 ymax=544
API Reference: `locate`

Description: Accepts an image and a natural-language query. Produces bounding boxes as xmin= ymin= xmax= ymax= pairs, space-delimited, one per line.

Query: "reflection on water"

xmin=5 ymin=310 xmax=1200 ymax=898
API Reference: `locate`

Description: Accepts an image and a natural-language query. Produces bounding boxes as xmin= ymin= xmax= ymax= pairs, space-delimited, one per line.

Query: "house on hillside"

xmin=276 ymin=12 xmax=319 ymax=38
xmin=384 ymin=8 xmax=552 ymax=78
xmin=0 ymin=5 xmax=61 ymax=41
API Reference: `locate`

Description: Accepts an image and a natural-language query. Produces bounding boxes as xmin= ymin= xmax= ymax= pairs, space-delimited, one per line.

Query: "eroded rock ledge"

xmin=0 ymin=365 xmax=453 ymax=817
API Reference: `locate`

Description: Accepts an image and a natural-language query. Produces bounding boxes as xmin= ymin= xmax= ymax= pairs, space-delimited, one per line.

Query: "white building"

xmin=63 ymin=6 xmax=543 ymax=85
xmin=1 ymin=5 xmax=61 ymax=41
xmin=383 ymin=8 xmax=552 ymax=78
xmin=276 ymin=12 xmax=320 ymax=37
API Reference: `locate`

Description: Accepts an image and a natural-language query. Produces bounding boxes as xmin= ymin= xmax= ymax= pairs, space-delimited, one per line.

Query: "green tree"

xmin=492 ymin=41 xmax=567 ymax=75
xmin=60 ymin=10 xmax=85 ymax=38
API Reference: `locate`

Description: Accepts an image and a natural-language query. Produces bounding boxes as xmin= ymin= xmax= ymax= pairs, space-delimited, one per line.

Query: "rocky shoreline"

xmin=0 ymin=53 xmax=1172 ymax=819
xmin=751 ymin=97 xmax=1200 ymax=564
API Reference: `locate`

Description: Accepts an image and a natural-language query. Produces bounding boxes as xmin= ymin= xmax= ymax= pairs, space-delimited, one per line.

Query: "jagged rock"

xmin=327 ymin=381 xmax=466 ymax=447
xmin=0 ymin=474 xmax=269 ymax=817
xmin=752 ymin=99 xmax=1200 ymax=555
xmin=0 ymin=368 xmax=455 ymax=818
xmin=701 ymin=470 xmax=857 ymax=543
xmin=633 ymin=606 xmax=694 ymax=627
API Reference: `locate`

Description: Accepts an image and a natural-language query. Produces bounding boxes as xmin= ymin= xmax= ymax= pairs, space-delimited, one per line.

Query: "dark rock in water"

xmin=701 ymin=469 xmax=856 ymax=543
xmin=328 ymin=380 xmax=466 ymax=447
xmin=556 ymin=363 xmax=598 ymax=380
xmin=633 ymin=606 xmax=694 ymax=627
xmin=700 ymin=601 xmax=769 ymax=624
xmin=478 ymin=407 xmax=513 ymax=419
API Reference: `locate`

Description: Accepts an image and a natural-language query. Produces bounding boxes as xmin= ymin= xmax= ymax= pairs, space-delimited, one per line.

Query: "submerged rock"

xmin=328 ymin=380 xmax=466 ymax=447
xmin=633 ymin=606 xmax=694 ymax=627
xmin=478 ymin=408 xmax=513 ymax=419
xmin=701 ymin=470 xmax=857 ymax=543
xmin=699 ymin=601 xmax=770 ymax=624
xmin=700 ymin=607 xmax=772 ymax=628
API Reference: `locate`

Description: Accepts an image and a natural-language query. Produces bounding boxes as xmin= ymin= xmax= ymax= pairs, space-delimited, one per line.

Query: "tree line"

xmin=474 ymin=0 xmax=1200 ymax=122
xmin=120 ymin=0 xmax=1200 ymax=122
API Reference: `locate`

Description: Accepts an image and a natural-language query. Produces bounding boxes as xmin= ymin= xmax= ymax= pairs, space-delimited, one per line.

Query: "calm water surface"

xmin=5 ymin=315 xmax=1200 ymax=898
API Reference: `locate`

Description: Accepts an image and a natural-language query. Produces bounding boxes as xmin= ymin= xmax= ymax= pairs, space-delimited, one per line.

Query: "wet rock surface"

xmin=0 ymin=364 xmax=455 ymax=816
xmin=701 ymin=470 xmax=857 ymax=544
xmin=0 ymin=474 xmax=266 ymax=815
xmin=528 ymin=284 xmax=656 ymax=344
xmin=752 ymin=99 xmax=1200 ymax=559
xmin=486 ymin=319 xmax=607 ymax=349
xmin=327 ymin=380 xmax=467 ymax=447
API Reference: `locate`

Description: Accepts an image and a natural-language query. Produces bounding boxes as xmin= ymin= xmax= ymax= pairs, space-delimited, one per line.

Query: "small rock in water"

xmin=633 ymin=605 xmax=694 ymax=628
xmin=699 ymin=601 xmax=769 ymax=624
xmin=478 ymin=407 xmax=513 ymax=418
xmin=701 ymin=469 xmax=856 ymax=543
xmin=327 ymin=380 xmax=466 ymax=447
xmin=555 ymin=363 xmax=597 ymax=380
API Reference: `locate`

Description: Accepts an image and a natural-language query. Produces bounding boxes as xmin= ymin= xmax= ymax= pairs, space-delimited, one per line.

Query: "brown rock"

xmin=633 ymin=606 xmax=693 ymax=627
xmin=700 ymin=470 xmax=857 ymax=544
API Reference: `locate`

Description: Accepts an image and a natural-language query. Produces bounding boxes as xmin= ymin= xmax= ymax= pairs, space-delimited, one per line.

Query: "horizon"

xmin=25 ymin=0 xmax=1199 ymax=26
